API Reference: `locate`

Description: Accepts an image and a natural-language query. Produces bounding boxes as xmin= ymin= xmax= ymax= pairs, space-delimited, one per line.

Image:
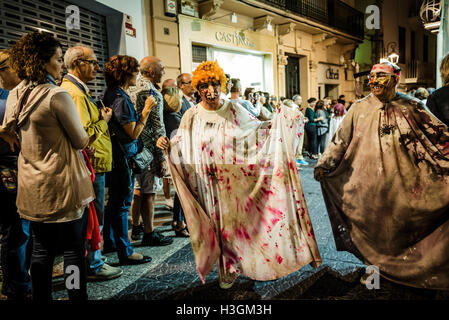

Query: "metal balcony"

xmin=401 ymin=60 xmax=436 ymax=85
xmin=258 ymin=0 xmax=364 ymax=39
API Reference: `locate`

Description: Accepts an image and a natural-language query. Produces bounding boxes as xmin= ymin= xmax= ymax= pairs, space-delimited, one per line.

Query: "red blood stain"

xmin=235 ymin=226 xmax=251 ymax=241
xmin=288 ymin=161 xmax=295 ymax=170
xmin=221 ymin=228 xmax=230 ymax=241
xmin=275 ymin=168 xmax=284 ymax=178
xmin=275 ymin=253 xmax=283 ymax=264
xmin=271 ymin=218 xmax=280 ymax=225
xmin=209 ymin=228 xmax=216 ymax=249
xmin=279 ymin=138 xmax=283 ymax=142
xmin=266 ymin=259 xmax=271 ymax=262
xmin=267 ymin=206 xmax=283 ymax=219
xmin=240 ymin=167 xmax=248 ymax=176
xmin=248 ymin=164 xmax=255 ymax=170
xmin=201 ymin=143 xmax=206 ymax=151
xmin=210 ymin=150 xmax=214 ymax=157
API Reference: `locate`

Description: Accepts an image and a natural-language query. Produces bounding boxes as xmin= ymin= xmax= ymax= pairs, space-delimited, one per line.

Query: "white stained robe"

xmin=167 ymin=100 xmax=322 ymax=283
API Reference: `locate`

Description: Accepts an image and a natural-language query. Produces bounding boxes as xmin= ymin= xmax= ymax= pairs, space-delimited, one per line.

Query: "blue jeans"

xmin=0 ymin=182 xmax=31 ymax=299
xmin=104 ymin=165 xmax=135 ymax=261
xmin=87 ymin=173 xmax=106 ymax=274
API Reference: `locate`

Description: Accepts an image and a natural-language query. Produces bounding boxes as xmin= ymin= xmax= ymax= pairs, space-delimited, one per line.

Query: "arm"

xmin=52 ymin=92 xmax=89 ymax=150
xmin=73 ymin=95 xmax=109 ymax=145
xmin=241 ymin=100 xmax=260 ymax=118
xmin=122 ymin=95 xmax=155 ymax=140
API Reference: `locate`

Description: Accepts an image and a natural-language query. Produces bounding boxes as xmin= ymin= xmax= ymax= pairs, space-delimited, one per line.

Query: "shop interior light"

xmin=231 ymin=12 xmax=237 ymax=23
xmin=267 ymin=21 xmax=273 ymax=31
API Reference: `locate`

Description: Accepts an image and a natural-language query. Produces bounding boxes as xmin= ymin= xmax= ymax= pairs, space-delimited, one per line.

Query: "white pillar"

xmin=437 ymin=0 xmax=449 ymax=88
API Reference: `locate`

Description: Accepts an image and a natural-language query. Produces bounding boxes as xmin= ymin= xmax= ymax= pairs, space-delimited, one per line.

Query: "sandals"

xmin=172 ymin=221 xmax=190 ymax=237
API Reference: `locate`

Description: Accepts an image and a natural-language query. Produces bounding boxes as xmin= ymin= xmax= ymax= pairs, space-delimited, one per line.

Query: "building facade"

xmin=354 ymin=0 xmax=438 ymax=96
xmin=1 ymin=0 xmax=367 ymax=103
xmin=148 ymin=0 xmax=364 ymax=102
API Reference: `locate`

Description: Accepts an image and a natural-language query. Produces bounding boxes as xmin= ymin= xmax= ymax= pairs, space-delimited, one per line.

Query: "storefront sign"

xmin=318 ymin=63 xmax=340 ymax=84
xmin=181 ymin=0 xmax=198 ymax=17
xmin=125 ymin=15 xmax=136 ymax=38
xmin=215 ymin=31 xmax=255 ymax=48
xmin=326 ymin=67 xmax=339 ymax=80
xmin=165 ymin=0 xmax=177 ymax=17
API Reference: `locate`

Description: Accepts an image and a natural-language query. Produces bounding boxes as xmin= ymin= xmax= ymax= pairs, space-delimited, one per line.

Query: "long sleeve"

xmin=240 ymin=100 xmax=260 ymax=118
xmin=72 ymin=94 xmax=108 ymax=145
xmin=52 ymin=92 xmax=89 ymax=150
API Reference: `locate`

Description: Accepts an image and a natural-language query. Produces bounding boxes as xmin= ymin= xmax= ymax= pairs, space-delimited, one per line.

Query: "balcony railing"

xmin=402 ymin=60 xmax=436 ymax=84
xmin=258 ymin=0 xmax=364 ymax=39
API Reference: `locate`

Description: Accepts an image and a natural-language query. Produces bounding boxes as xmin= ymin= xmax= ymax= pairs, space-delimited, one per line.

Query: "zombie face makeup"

xmin=369 ymin=63 xmax=400 ymax=102
xmin=198 ymin=81 xmax=221 ymax=108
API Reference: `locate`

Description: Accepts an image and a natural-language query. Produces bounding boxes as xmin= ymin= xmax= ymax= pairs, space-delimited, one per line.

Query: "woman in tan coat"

xmin=2 ymin=31 xmax=94 ymax=301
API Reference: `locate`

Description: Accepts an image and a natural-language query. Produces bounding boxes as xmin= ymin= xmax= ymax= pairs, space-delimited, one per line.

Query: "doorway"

xmin=285 ymin=55 xmax=300 ymax=99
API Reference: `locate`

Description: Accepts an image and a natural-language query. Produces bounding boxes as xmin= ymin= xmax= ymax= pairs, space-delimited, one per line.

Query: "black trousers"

xmin=29 ymin=212 xmax=88 ymax=301
xmin=172 ymin=193 xmax=185 ymax=223
xmin=305 ymin=124 xmax=318 ymax=155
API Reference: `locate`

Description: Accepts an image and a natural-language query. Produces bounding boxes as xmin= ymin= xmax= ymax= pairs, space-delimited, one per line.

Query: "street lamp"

xmin=386 ymin=42 xmax=399 ymax=64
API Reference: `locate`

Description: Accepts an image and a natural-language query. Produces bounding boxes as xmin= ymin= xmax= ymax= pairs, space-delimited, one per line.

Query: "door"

xmin=0 ymin=0 xmax=109 ymax=99
xmin=285 ymin=55 xmax=300 ymax=99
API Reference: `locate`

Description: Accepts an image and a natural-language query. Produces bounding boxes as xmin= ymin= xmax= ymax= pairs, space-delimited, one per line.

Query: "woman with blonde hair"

xmin=427 ymin=53 xmax=449 ymax=126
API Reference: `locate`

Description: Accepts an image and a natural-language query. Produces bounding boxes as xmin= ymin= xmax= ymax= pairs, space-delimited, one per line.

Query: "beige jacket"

xmin=2 ymin=81 xmax=95 ymax=222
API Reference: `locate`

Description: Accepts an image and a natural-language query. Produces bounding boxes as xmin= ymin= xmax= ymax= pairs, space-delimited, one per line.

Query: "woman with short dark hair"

xmin=314 ymin=100 xmax=328 ymax=155
xmin=304 ymin=97 xmax=319 ymax=159
xmin=101 ymin=55 xmax=155 ymax=265
xmin=3 ymin=31 xmax=95 ymax=301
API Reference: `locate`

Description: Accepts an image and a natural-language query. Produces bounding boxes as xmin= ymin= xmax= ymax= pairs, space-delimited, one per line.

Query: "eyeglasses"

xmin=181 ymin=81 xmax=192 ymax=85
xmin=78 ymin=59 xmax=100 ymax=66
xmin=198 ymin=82 xmax=220 ymax=91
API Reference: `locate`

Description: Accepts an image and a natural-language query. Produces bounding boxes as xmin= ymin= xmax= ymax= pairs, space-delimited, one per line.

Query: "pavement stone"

xmin=3 ymin=160 xmax=447 ymax=300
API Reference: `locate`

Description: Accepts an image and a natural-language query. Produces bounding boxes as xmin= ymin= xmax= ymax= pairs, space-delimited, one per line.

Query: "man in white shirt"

xmin=229 ymin=78 xmax=261 ymax=118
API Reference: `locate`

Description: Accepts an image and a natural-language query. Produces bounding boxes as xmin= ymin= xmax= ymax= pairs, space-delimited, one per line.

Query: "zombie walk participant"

xmin=159 ymin=61 xmax=321 ymax=289
xmin=315 ymin=61 xmax=449 ymax=289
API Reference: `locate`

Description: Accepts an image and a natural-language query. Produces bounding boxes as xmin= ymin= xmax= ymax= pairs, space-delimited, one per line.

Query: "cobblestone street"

xmin=2 ymin=159 xmax=446 ymax=301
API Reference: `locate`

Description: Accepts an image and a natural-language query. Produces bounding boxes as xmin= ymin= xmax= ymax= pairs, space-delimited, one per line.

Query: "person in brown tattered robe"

xmin=315 ymin=61 xmax=449 ymax=290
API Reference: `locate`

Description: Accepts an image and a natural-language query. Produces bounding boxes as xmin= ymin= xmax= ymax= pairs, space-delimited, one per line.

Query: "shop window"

xmin=192 ymin=45 xmax=207 ymax=70
xmin=212 ymin=49 xmax=265 ymax=92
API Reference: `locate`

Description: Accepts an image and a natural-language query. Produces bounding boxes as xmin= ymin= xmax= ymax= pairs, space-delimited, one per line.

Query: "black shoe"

xmin=141 ymin=231 xmax=174 ymax=246
xmin=119 ymin=253 xmax=153 ymax=266
xmin=131 ymin=225 xmax=144 ymax=241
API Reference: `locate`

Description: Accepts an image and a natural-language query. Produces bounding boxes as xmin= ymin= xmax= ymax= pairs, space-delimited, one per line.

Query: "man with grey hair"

xmin=229 ymin=78 xmax=261 ymax=117
xmin=61 ymin=45 xmax=123 ymax=281
xmin=128 ymin=56 xmax=173 ymax=246
xmin=292 ymin=94 xmax=308 ymax=166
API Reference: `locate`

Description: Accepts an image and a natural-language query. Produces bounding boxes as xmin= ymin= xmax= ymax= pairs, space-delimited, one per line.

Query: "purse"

xmin=132 ymin=146 xmax=153 ymax=172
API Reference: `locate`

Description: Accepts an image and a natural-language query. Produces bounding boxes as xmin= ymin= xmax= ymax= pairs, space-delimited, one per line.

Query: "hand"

xmin=0 ymin=130 xmax=19 ymax=152
xmin=142 ymin=96 xmax=156 ymax=118
xmin=101 ymin=107 xmax=113 ymax=123
xmin=156 ymin=136 xmax=170 ymax=151
xmin=85 ymin=146 xmax=96 ymax=157
xmin=314 ymin=167 xmax=327 ymax=182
